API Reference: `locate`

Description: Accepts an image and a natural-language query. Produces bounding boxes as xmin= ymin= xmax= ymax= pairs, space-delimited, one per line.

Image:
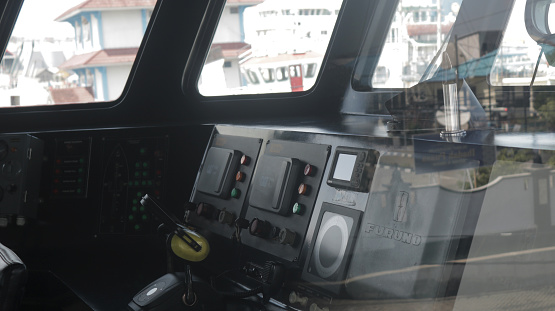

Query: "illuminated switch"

xmin=235 ymin=171 xmax=245 ymax=182
xmin=196 ymin=202 xmax=217 ymax=219
xmin=249 ymin=218 xmax=271 ymax=238
xmin=298 ymin=183 xmax=309 ymax=195
xmin=304 ymin=164 xmax=314 ymax=176
xmin=231 ymin=188 xmax=241 ymax=198
xmin=240 ymin=155 xmax=250 ymax=165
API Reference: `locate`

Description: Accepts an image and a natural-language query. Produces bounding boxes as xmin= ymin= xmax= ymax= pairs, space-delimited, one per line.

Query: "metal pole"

xmin=437 ymin=0 xmax=442 ymax=51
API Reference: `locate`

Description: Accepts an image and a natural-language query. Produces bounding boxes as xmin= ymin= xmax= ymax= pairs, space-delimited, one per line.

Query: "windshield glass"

xmin=197 ymin=0 xmax=344 ymax=96
xmin=0 ymin=0 xmax=155 ymax=107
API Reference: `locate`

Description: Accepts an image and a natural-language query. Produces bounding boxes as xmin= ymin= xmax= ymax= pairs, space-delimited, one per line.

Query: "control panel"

xmin=241 ymin=140 xmax=330 ymax=262
xmin=99 ymin=137 xmax=168 ymax=234
xmin=0 ymin=134 xmax=44 ymax=220
xmin=189 ymin=134 xmax=262 ymax=238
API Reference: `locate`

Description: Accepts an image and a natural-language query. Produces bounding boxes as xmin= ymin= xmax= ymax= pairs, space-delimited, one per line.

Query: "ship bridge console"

xmin=0 ymin=0 xmax=555 ymax=310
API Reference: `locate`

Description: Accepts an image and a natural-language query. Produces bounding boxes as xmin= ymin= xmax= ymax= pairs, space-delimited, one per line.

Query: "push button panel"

xmin=242 ymin=140 xmax=330 ymax=262
xmin=190 ymin=133 xmax=262 ymax=239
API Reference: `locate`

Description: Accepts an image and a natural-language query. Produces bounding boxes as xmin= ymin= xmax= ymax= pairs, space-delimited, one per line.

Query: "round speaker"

xmin=313 ymin=214 xmax=350 ymax=279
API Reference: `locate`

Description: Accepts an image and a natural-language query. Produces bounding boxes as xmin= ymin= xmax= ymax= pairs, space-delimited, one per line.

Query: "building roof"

xmin=226 ymin=0 xmax=264 ymax=5
xmin=56 ymin=0 xmax=157 ymax=21
xmin=407 ymin=23 xmax=453 ymax=37
xmin=49 ymin=87 xmax=95 ymax=104
xmin=241 ymin=51 xmax=322 ymax=66
xmin=59 ymin=48 xmax=139 ymax=69
xmin=212 ymin=42 xmax=251 ymax=59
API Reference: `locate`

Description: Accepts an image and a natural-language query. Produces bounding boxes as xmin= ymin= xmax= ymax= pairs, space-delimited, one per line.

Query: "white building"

xmin=54 ymin=0 xmax=155 ymax=102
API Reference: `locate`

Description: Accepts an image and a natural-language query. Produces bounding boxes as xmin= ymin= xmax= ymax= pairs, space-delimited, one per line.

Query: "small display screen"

xmin=333 ymin=154 xmax=357 ymax=181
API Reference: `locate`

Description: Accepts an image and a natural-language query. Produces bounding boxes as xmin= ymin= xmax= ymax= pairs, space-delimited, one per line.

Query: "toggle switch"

xmin=310 ymin=303 xmax=329 ymax=311
xmin=288 ymin=291 xmax=308 ymax=306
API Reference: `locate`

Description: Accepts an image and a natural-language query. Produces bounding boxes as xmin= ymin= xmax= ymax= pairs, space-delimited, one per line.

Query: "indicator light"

xmin=236 ymin=171 xmax=245 ymax=182
xmin=240 ymin=155 xmax=250 ymax=165
xmin=304 ymin=164 xmax=314 ymax=176
xmin=142 ymin=214 xmax=148 ymax=221
xmin=137 ymin=192 xmax=143 ymax=197
xmin=132 ymin=206 xmax=138 ymax=212
xmin=132 ymin=199 xmax=138 ymax=205
xmin=134 ymin=224 xmax=141 ymax=230
xmin=135 ymin=162 xmax=140 ymax=168
xmin=298 ymin=183 xmax=308 ymax=195
xmin=129 ymin=215 xmax=134 ymax=221
xmin=140 ymin=206 xmax=145 ymax=212
xmin=231 ymin=188 xmax=241 ymax=198
xmin=293 ymin=203 xmax=303 ymax=215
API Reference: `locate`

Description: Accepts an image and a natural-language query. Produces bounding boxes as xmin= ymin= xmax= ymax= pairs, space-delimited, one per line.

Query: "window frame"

xmin=0 ymin=0 xmax=160 ymax=113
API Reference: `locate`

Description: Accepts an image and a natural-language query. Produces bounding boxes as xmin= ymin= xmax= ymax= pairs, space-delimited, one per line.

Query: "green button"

xmin=78 ymin=178 xmax=83 ymax=183
xmin=78 ymin=168 xmax=83 ymax=173
xmin=140 ymin=148 xmax=146 ymax=155
xmin=132 ymin=199 xmax=138 ymax=205
xmin=142 ymin=214 xmax=148 ymax=221
xmin=231 ymin=188 xmax=241 ymax=198
xmin=134 ymin=224 xmax=141 ymax=230
xmin=293 ymin=203 xmax=303 ymax=215
xmin=147 ymin=180 xmax=153 ymax=186
xmin=140 ymin=206 xmax=145 ymax=212
xmin=135 ymin=162 xmax=140 ymax=168
xmin=76 ymin=188 xmax=82 ymax=194
xmin=134 ymin=181 xmax=139 ymax=186
xmin=142 ymin=171 xmax=149 ymax=177
xmin=128 ymin=215 xmax=134 ymax=221
xmin=143 ymin=162 xmax=149 ymax=168
xmin=132 ymin=206 xmax=138 ymax=212
xmin=134 ymin=172 xmax=140 ymax=178
xmin=79 ymin=158 xmax=84 ymax=164
xmin=137 ymin=192 xmax=143 ymax=197
xmin=141 ymin=181 xmax=147 ymax=186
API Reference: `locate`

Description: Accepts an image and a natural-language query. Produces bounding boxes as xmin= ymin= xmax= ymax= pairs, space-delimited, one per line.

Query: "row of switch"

xmin=190 ymin=201 xmax=298 ymax=246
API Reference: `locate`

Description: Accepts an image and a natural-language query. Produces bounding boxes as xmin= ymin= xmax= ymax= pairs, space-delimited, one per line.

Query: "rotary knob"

xmin=249 ymin=218 xmax=272 ymax=238
xmin=196 ymin=202 xmax=218 ymax=219
xmin=218 ymin=210 xmax=235 ymax=226
xmin=279 ymin=228 xmax=296 ymax=245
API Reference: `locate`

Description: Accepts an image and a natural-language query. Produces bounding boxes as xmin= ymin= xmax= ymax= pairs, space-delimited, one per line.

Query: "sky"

xmin=11 ymin=0 xmax=84 ymax=39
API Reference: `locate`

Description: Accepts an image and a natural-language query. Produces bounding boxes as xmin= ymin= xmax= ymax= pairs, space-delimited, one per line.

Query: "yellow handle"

xmin=170 ymin=230 xmax=210 ymax=262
